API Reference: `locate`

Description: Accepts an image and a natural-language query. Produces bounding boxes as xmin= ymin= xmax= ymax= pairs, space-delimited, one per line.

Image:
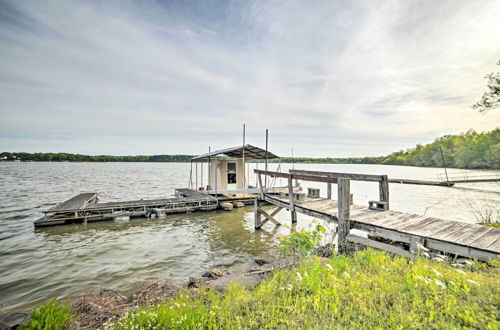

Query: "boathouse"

xmin=190 ymin=144 xmax=279 ymax=193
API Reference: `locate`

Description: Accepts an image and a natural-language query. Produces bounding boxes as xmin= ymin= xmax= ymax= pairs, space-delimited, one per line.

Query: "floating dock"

xmin=34 ymin=186 xmax=298 ymax=227
xmin=35 ymin=189 xmax=218 ymax=227
xmin=253 ymin=169 xmax=500 ymax=262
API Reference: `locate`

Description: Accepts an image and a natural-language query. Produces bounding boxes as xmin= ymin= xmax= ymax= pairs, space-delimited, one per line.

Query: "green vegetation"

xmin=2 ymin=128 xmax=499 ymax=169
xmin=271 ymin=128 xmax=500 ymax=169
xmin=278 ymin=224 xmax=326 ymax=256
xmin=0 ymin=152 xmax=193 ymax=162
xmin=22 ymin=231 xmax=499 ymax=329
xmin=21 ymin=299 xmax=71 ymax=330
xmin=379 ymin=128 xmax=500 ymax=169
xmin=473 ymin=59 xmax=500 ymax=112
xmin=111 ymin=250 xmax=499 ymax=329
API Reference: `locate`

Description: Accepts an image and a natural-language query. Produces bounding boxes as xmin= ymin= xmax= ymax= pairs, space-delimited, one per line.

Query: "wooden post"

xmin=288 ymin=176 xmax=297 ymax=223
xmin=379 ymin=175 xmax=389 ymax=210
xmin=337 ymin=178 xmax=351 ymax=253
xmin=327 ymin=182 xmax=332 ymax=199
xmin=257 ymin=173 xmax=264 ymax=199
xmin=254 ymin=198 xmax=262 ymax=229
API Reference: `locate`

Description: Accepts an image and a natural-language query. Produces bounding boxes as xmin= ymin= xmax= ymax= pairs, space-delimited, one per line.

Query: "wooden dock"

xmin=35 ymin=190 xmax=218 ymax=227
xmin=34 ymin=186 xmax=294 ymax=227
xmin=254 ymin=169 xmax=500 ymax=261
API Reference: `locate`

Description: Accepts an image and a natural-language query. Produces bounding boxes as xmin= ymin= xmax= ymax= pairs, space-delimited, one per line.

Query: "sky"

xmin=0 ymin=0 xmax=499 ymax=157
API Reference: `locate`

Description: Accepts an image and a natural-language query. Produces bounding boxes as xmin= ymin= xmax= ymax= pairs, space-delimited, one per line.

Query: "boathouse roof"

xmin=191 ymin=144 xmax=279 ymax=160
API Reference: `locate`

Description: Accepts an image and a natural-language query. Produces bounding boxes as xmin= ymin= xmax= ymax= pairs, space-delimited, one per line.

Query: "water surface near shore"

xmin=0 ymin=162 xmax=498 ymax=312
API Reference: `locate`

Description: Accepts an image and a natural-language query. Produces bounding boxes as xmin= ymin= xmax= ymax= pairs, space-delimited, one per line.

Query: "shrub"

xmin=22 ymin=299 xmax=71 ymax=330
xmin=278 ymin=223 xmax=326 ymax=256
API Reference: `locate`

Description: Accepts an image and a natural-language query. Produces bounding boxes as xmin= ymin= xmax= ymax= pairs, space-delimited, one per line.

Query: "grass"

xmin=21 ymin=298 xmax=71 ymax=330
xmin=110 ymin=249 xmax=499 ymax=329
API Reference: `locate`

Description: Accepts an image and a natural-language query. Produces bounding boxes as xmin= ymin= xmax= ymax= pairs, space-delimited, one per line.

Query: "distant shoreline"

xmin=0 ymin=156 xmax=497 ymax=170
xmin=1 ymin=127 xmax=498 ymax=170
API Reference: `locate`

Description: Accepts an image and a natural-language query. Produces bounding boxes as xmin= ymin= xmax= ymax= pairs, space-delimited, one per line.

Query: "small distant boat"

xmin=220 ymin=202 xmax=234 ymax=211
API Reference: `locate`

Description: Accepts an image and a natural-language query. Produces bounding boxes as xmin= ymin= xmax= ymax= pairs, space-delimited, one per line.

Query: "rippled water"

xmin=0 ymin=162 xmax=498 ymax=312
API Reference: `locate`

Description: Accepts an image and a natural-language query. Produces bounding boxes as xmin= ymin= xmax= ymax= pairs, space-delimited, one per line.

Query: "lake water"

xmin=0 ymin=162 xmax=499 ymax=313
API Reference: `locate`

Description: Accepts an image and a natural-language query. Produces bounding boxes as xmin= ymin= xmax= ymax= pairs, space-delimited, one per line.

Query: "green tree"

xmin=473 ymin=59 xmax=500 ymax=112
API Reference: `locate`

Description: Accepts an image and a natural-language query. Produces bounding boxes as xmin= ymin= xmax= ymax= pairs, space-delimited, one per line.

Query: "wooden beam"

xmin=327 ymin=182 xmax=332 ymax=199
xmin=346 ymin=234 xmax=415 ymax=259
xmin=290 ymin=169 xmax=385 ymax=182
xmin=337 ymin=178 xmax=351 ymax=253
xmin=259 ymin=207 xmax=283 ymax=226
xmin=288 ymin=176 xmax=297 ymax=223
xmin=254 ymin=198 xmax=262 ymax=229
xmin=257 ymin=173 xmax=264 ymax=199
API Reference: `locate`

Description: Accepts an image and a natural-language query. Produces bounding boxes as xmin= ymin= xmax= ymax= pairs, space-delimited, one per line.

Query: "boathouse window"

xmin=227 ymin=162 xmax=237 ymax=184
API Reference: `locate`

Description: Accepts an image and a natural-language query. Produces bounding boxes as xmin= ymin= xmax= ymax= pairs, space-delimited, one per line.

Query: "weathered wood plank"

xmin=346 ymin=234 xmax=415 ymax=259
xmin=290 ymin=169 xmax=385 ymax=182
xmin=471 ymin=229 xmax=500 ymax=250
xmin=454 ymin=226 xmax=493 ymax=246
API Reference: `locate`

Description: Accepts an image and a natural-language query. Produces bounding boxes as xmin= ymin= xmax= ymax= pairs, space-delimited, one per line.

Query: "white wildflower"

xmin=415 ymin=242 xmax=429 ymax=252
xmin=432 ymin=269 xmax=443 ymax=277
xmin=325 ymin=264 xmax=334 ymax=271
xmin=296 ymin=272 xmax=303 ymax=281
xmin=467 ymin=279 xmax=480 ymax=285
xmin=381 ymin=266 xmax=389 ymax=271
xmin=434 ymin=279 xmax=446 ymax=289
xmin=344 ymin=272 xmax=351 ymax=278
xmin=454 ymin=269 xmax=467 ymax=275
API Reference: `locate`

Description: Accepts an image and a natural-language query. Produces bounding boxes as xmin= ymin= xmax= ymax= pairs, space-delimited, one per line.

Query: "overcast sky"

xmin=0 ymin=0 xmax=499 ymax=157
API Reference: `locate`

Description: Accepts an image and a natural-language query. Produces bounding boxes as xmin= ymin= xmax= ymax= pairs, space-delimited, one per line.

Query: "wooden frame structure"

xmin=254 ymin=169 xmax=500 ymax=261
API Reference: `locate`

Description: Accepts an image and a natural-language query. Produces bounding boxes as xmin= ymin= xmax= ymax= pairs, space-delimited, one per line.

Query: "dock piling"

xmin=337 ymin=178 xmax=351 ymax=254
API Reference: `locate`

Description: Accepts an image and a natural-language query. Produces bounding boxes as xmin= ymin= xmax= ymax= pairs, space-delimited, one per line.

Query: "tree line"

xmin=0 ymin=153 xmax=194 ymax=162
xmin=266 ymin=128 xmax=500 ymax=169
xmin=1 ymin=128 xmax=498 ymax=169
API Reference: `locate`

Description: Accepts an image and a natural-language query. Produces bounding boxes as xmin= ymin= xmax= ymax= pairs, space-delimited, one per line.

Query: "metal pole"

xmin=195 ymin=161 xmax=198 ymax=190
xmin=208 ymin=146 xmax=211 ymax=190
xmin=439 ymin=145 xmax=450 ymax=185
xmin=189 ymin=161 xmax=193 ymax=189
xmin=265 ymin=129 xmax=269 ymax=187
xmin=242 ymin=123 xmax=246 ymax=188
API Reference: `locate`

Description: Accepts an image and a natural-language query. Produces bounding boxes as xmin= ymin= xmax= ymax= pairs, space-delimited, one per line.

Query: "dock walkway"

xmin=35 ymin=190 xmax=218 ymax=227
xmin=254 ymin=169 xmax=500 ymax=261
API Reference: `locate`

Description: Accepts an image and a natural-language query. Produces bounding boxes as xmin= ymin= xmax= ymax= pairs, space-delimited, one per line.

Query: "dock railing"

xmin=254 ymin=169 xmax=389 ymax=252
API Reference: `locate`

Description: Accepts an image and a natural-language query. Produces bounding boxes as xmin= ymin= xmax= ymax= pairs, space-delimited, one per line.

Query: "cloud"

xmin=0 ymin=0 xmax=499 ymax=157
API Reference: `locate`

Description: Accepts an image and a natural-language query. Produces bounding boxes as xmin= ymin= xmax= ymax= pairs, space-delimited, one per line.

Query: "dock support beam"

xmin=337 ymin=178 xmax=351 ymax=253
xmin=379 ymin=175 xmax=389 ymax=210
xmin=254 ymin=199 xmax=262 ymax=229
xmin=288 ymin=176 xmax=297 ymax=224
xmin=255 ymin=199 xmax=283 ymax=229
xmin=327 ymin=182 xmax=332 ymax=199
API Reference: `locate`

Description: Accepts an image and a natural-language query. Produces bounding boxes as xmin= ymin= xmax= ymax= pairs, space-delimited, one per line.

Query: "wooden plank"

xmin=410 ymin=219 xmax=458 ymax=237
xmin=470 ymin=229 xmax=500 ymax=250
xmin=388 ymin=178 xmax=452 ymax=186
xmin=398 ymin=217 xmax=442 ymax=233
xmin=424 ymin=222 xmax=470 ymax=240
xmin=454 ymin=226 xmax=493 ymax=246
xmin=433 ymin=224 xmax=478 ymax=243
xmin=487 ymin=237 xmax=499 ymax=251
xmin=327 ymin=183 xmax=332 ymax=199
xmin=346 ymin=234 xmax=415 ymax=259
xmin=290 ymin=169 xmax=385 ymax=182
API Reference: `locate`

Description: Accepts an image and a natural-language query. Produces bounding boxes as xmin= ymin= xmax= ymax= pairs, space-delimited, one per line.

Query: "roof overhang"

xmin=191 ymin=144 xmax=279 ymax=160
